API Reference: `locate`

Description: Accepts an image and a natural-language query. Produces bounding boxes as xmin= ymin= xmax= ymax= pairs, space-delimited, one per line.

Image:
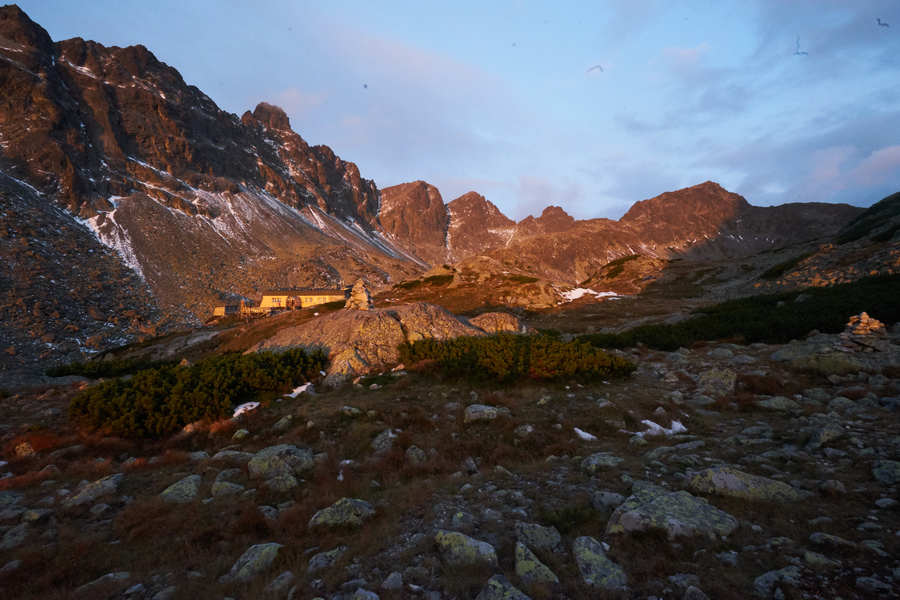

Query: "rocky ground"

xmin=1 ymin=321 xmax=899 ymax=599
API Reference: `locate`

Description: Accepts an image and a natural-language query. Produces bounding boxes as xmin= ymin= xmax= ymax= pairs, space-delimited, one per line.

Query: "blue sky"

xmin=17 ymin=0 xmax=900 ymax=219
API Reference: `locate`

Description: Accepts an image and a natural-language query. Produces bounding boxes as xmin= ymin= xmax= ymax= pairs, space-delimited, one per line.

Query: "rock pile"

xmin=838 ymin=312 xmax=889 ymax=352
xmin=345 ymin=280 xmax=374 ymax=311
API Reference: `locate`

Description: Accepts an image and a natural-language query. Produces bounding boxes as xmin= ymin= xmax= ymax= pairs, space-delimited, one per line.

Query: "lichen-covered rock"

xmin=515 ymin=542 xmax=559 ymax=585
xmin=806 ymin=422 xmax=845 ymax=449
xmin=572 ymin=536 xmax=627 ymax=591
xmin=371 ymin=429 xmax=397 ymax=455
xmin=469 ymin=312 xmax=523 ymax=334
xmin=211 ymin=480 xmax=245 ymax=497
xmin=474 ymin=574 xmax=531 ymax=600
xmin=434 ymin=530 xmax=498 ymax=568
xmin=514 ymin=521 xmax=562 ymax=552
xmin=247 ymin=445 xmax=314 ymax=482
xmin=308 ymin=498 xmax=375 ymax=529
xmin=872 ymin=460 xmax=900 ymax=485
xmin=464 ymin=404 xmax=510 ymax=424
xmin=581 ymin=452 xmax=624 ymax=474
xmin=697 ymin=368 xmax=736 ymax=397
xmin=63 ymin=473 xmax=123 ymax=508
xmin=605 ymin=481 xmax=738 ymax=540
xmin=219 ymin=542 xmax=283 ymax=583
xmin=688 ymin=466 xmax=806 ymax=502
xmin=160 ymin=474 xmax=201 ymax=503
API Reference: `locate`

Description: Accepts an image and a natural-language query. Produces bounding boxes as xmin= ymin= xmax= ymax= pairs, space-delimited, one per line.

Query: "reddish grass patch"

xmin=0 ymin=468 xmax=53 ymax=490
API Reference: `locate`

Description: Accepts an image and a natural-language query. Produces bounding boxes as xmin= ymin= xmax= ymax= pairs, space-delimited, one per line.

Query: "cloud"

xmin=270 ymin=88 xmax=327 ymax=118
xmin=851 ymin=145 xmax=900 ymax=185
xmin=513 ymin=176 xmax=584 ymax=221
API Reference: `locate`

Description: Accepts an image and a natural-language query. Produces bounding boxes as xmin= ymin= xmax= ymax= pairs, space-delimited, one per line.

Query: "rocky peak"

xmin=250 ymin=102 xmax=291 ymax=131
xmin=0 ymin=4 xmax=53 ymax=55
xmin=446 ymin=192 xmax=516 ymax=260
xmin=379 ymin=181 xmax=449 ymax=265
xmin=517 ymin=205 xmax=576 ymax=236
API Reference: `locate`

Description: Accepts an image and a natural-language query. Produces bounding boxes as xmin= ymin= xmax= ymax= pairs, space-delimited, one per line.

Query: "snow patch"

xmin=233 ymin=402 xmax=260 ymax=418
xmin=574 ymin=427 xmax=598 ymax=441
xmin=285 ymin=382 xmax=313 ymax=398
xmin=624 ymin=420 xmax=687 ymax=438
xmin=560 ymin=288 xmax=619 ymax=302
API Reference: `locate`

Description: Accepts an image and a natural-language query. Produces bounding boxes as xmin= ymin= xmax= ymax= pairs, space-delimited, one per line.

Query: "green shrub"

xmin=580 ymin=274 xmax=900 ymax=351
xmin=759 ymin=251 xmax=814 ymax=280
xmin=69 ymin=349 xmax=328 ymax=438
xmin=46 ymin=357 xmax=177 ymax=378
xmin=398 ymin=334 xmax=635 ymax=383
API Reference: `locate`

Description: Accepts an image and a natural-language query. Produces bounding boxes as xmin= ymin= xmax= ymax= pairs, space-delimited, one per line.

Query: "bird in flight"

xmin=586 ymin=64 xmax=604 ymax=74
xmin=363 ymin=84 xmax=368 ymax=89
xmin=876 ymin=18 xmax=890 ymax=27
xmin=794 ymin=36 xmax=808 ymax=56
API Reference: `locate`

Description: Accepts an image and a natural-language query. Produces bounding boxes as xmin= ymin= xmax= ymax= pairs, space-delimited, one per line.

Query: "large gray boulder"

xmin=605 ymin=481 xmax=738 ymax=540
xmin=63 ymin=474 xmax=123 ymax=508
xmin=434 ymin=530 xmax=498 ymax=568
xmin=247 ymin=444 xmax=314 ymax=492
xmin=248 ymin=302 xmax=485 ymax=376
xmin=688 ymin=466 xmax=807 ymax=502
xmin=308 ymin=498 xmax=376 ymax=529
xmin=572 ymin=536 xmax=628 ymax=591
xmin=219 ymin=543 xmax=283 ymax=584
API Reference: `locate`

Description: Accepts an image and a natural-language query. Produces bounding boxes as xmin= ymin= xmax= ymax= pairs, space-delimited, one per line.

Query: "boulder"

xmin=572 ymin=536 xmax=628 ymax=591
xmin=514 ymin=521 xmax=562 ymax=552
xmin=63 ymin=473 xmax=123 ymax=508
xmin=308 ymin=497 xmax=375 ymax=529
xmin=697 ymin=368 xmax=736 ymax=397
xmin=475 ymin=574 xmax=531 ymax=600
xmin=605 ymin=481 xmax=738 ymax=540
xmin=307 ymin=546 xmax=348 ymax=575
xmin=754 ymin=396 xmax=800 ymax=411
xmin=219 ymin=542 xmax=283 ymax=583
xmin=434 ymin=530 xmax=498 ymax=568
xmin=464 ymin=404 xmax=510 ymax=424
xmin=515 ymin=541 xmax=559 ymax=585
xmin=160 ymin=474 xmax=201 ymax=503
xmin=249 ymin=302 xmax=485 ymax=376
xmin=247 ymin=445 xmax=314 ymax=484
xmin=753 ymin=566 xmax=802 ymax=598
xmin=688 ymin=466 xmax=806 ymax=502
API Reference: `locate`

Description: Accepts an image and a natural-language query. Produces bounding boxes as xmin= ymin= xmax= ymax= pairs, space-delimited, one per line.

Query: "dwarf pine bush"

xmin=398 ymin=334 xmax=635 ymax=382
xmin=69 ymin=348 xmax=327 ymax=438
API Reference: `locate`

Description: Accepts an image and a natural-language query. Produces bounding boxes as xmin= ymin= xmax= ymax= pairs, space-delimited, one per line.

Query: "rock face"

xmin=0 ymin=5 xmax=420 ymax=369
xmin=379 ymin=181 xmax=450 ymax=265
xmin=605 ymin=481 xmax=739 ymax=540
xmin=249 ymin=302 xmax=487 ymax=375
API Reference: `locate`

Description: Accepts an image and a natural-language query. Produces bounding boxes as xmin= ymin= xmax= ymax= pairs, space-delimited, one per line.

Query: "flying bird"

xmin=586 ymin=64 xmax=604 ymax=73
xmin=876 ymin=18 xmax=890 ymax=27
xmin=794 ymin=36 xmax=808 ymax=56
xmin=363 ymin=83 xmax=368 ymax=89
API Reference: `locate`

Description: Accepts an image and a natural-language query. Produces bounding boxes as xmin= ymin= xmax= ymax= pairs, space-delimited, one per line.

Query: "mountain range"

xmin=0 ymin=4 xmax=891 ymax=378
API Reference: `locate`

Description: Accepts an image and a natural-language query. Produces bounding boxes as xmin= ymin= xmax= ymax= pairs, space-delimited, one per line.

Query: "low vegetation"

xmin=602 ymin=254 xmax=640 ymax=279
xmin=398 ymin=333 xmax=635 ymax=382
xmin=505 ymin=274 xmax=539 ymax=284
xmin=46 ymin=357 xmax=177 ymax=379
xmin=69 ymin=349 xmax=327 ymax=438
xmin=580 ymin=274 xmax=900 ymax=351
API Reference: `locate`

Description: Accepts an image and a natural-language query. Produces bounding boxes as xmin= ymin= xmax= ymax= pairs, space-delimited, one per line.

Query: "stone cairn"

xmin=344 ymin=279 xmax=373 ymax=310
xmin=837 ymin=312 xmax=888 ymax=352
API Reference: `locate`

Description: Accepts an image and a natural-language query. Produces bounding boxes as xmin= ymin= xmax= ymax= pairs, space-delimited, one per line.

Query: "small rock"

xmin=308 ymin=498 xmax=375 ymax=529
xmin=307 ymin=546 xmax=348 ymax=575
xmin=371 ymin=429 xmax=397 ymax=455
xmin=381 ymin=571 xmax=403 ymax=591
xmin=872 ymin=459 xmax=900 ymax=485
xmin=514 ymin=521 xmax=562 ymax=552
xmin=475 ymin=575 xmax=530 ymax=600
xmin=753 ymin=566 xmax=801 ymax=598
xmin=265 ymin=571 xmax=296 ymax=593
xmin=855 ymin=576 xmax=893 ymax=594
xmin=755 ymin=396 xmax=799 ymax=411
xmin=581 ymin=452 xmax=624 ymax=474
xmin=0 ymin=523 xmax=27 ymax=551
xmin=405 ymin=445 xmax=427 ymax=465
xmin=63 ymin=473 xmax=123 ymax=508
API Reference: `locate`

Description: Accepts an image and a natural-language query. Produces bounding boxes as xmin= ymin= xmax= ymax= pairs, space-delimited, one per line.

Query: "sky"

xmin=16 ymin=0 xmax=900 ymax=220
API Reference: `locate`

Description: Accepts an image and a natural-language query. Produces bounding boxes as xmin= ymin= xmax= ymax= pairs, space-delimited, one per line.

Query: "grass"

xmin=579 ymin=274 xmax=900 ymax=351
